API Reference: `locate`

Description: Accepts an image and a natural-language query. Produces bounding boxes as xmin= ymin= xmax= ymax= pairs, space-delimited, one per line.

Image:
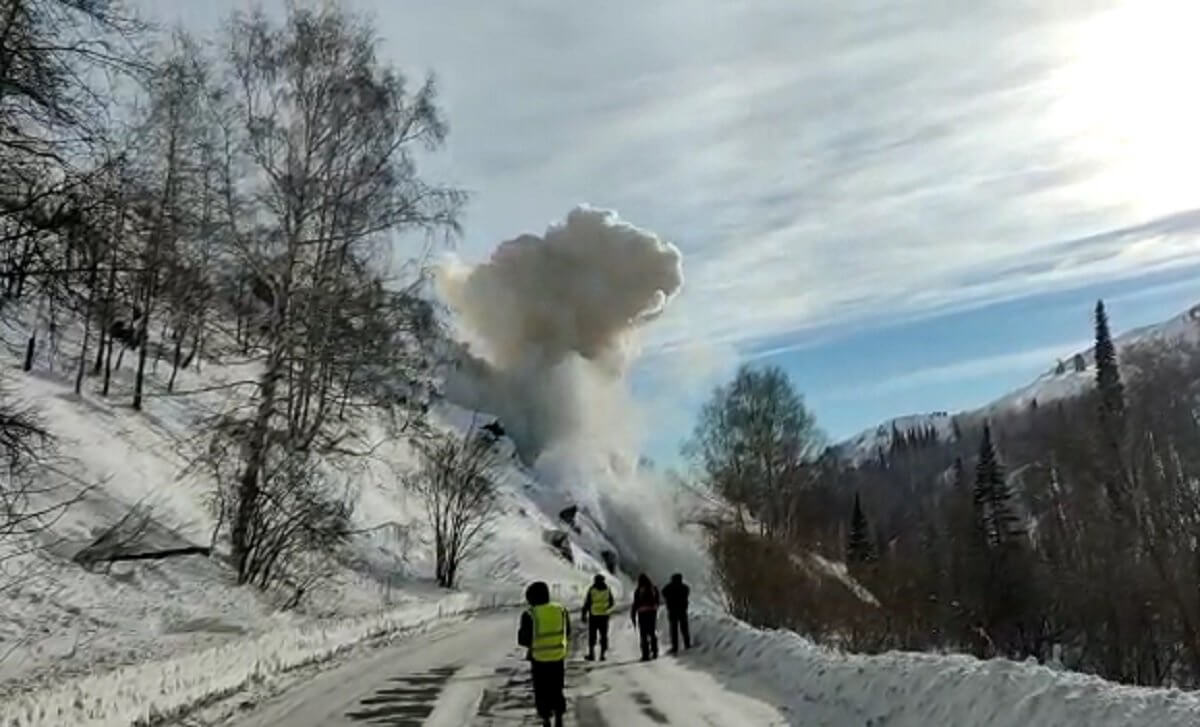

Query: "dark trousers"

xmin=530 ymin=659 xmax=566 ymax=720
xmin=587 ymin=615 xmax=609 ymax=657
xmin=668 ymin=610 xmax=691 ymax=652
xmin=636 ymin=610 xmax=658 ymax=659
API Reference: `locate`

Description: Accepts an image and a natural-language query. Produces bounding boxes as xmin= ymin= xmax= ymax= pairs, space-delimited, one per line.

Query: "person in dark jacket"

xmin=661 ymin=572 xmax=691 ymax=653
xmin=518 ymin=581 xmax=570 ymax=727
xmin=581 ymin=574 xmax=615 ymax=661
xmin=630 ymin=573 xmax=660 ymax=661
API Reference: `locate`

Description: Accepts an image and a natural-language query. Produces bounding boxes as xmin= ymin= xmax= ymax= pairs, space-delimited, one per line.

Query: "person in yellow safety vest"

xmin=518 ymin=581 xmax=570 ymax=727
xmin=581 ymin=573 xmax=615 ymax=661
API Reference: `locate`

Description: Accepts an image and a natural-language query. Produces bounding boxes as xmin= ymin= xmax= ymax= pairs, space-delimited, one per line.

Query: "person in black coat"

xmin=661 ymin=572 xmax=691 ymax=653
xmin=630 ymin=573 xmax=660 ymax=661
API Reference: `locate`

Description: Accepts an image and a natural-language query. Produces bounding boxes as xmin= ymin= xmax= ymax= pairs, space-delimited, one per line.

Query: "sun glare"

xmin=1052 ymin=0 xmax=1200 ymax=217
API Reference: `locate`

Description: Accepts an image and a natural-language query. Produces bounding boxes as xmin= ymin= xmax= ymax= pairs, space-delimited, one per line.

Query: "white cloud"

xmin=139 ymin=0 xmax=1200 ymax=360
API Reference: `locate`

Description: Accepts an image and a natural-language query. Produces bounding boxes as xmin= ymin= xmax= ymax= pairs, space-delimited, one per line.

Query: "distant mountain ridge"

xmin=834 ymin=301 xmax=1200 ymax=463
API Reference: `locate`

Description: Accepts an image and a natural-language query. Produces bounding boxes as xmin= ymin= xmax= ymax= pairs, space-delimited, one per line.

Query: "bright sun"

xmin=1052 ymin=0 xmax=1200 ymax=218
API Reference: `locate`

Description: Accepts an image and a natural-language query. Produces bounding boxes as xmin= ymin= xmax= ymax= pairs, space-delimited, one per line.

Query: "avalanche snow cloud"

xmin=437 ymin=205 xmax=684 ymax=459
xmin=437 ymin=205 xmax=699 ymax=582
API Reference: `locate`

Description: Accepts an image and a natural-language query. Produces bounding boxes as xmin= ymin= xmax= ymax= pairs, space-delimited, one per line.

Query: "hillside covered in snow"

xmin=835 ymin=300 xmax=1200 ymax=462
xmin=0 ymin=191 xmax=732 ymax=724
xmin=0 ymin=313 xmax=599 ymax=693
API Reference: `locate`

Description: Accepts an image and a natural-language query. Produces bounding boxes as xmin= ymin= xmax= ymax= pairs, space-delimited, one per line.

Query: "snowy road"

xmin=225 ymin=612 xmax=789 ymax=726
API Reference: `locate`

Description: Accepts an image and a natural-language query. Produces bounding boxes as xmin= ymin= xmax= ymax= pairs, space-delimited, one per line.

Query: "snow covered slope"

xmin=986 ymin=301 xmax=1200 ymax=415
xmin=0 ymin=314 xmax=599 ymax=700
xmin=837 ymin=301 xmax=1200 ymax=461
xmin=835 ymin=411 xmax=956 ymax=463
xmin=0 ymin=205 xmax=686 ymax=710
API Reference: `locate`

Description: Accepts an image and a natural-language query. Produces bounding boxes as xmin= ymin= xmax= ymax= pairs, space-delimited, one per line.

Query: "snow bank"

xmin=0 ymin=590 xmax=533 ymax=727
xmin=691 ymin=613 xmax=1200 ymax=726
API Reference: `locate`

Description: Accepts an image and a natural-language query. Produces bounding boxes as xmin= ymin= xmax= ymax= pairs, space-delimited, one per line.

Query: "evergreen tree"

xmin=847 ymin=492 xmax=876 ymax=564
xmin=953 ymin=456 xmax=968 ymax=492
xmin=972 ymin=426 xmax=1034 ymax=653
xmin=974 ymin=423 xmax=1022 ymax=548
xmin=1093 ymin=299 xmax=1125 ymax=433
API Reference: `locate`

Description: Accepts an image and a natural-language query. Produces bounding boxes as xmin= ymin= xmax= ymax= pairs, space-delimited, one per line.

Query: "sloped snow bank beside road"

xmin=691 ymin=613 xmax=1200 ymax=727
xmin=0 ymin=590 xmax=526 ymax=727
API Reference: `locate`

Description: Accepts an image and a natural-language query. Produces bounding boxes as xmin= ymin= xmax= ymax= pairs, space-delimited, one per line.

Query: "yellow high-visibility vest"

xmin=588 ymin=586 xmax=612 ymax=616
xmin=529 ymin=603 xmax=569 ymax=662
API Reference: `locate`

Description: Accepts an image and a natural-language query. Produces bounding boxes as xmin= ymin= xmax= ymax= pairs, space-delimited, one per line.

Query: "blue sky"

xmin=633 ymin=262 xmax=1200 ymax=463
xmin=142 ymin=0 xmax=1200 ymax=462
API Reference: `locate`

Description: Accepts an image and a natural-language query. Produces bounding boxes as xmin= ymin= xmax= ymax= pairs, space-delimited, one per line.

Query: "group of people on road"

xmin=630 ymin=572 xmax=692 ymax=660
xmin=516 ymin=572 xmax=692 ymax=727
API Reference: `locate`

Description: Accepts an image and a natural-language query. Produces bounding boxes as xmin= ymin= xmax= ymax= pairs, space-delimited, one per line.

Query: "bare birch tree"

xmin=201 ymin=3 xmax=462 ymax=587
xmin=404 ymin=424 xmax=503 ymax=588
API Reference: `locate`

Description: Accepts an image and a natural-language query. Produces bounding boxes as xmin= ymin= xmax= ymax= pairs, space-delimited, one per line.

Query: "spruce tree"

xmin=847 ymin=492 xmax=875 ymax=564
xmin=1093 ymin=299 xmax=1125 ymax=433
xmin=974 ymin=423 xmax=1022 ymax=548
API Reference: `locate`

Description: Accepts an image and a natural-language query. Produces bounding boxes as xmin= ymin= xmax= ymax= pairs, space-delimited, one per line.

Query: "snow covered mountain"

xmin=834 ymin=411 xmax=958 ymax=463
xmin=836 ymin=301 xmax=1200 ymax=462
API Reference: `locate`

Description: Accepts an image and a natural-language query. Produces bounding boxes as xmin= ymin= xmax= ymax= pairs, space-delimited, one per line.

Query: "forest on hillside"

xmin=689 ymin=299 xmax=1200 ymax=688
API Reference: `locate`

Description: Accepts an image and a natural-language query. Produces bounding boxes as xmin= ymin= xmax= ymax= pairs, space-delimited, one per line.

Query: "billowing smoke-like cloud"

xmin=437 ymin=205 xmax=684 ymax=459
xmin=436 ymin=206 xmax=708 ymax=589
xmin=439 ymin=205 xmax=683 ymax=371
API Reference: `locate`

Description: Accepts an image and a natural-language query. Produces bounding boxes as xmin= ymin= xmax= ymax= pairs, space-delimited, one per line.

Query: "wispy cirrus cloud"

xmin=141 ymin=0 xmax=1200 ymax=363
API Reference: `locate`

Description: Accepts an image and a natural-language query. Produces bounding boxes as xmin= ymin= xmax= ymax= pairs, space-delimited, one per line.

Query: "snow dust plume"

xmin=437 ymin=205 xmax=684 ymax=459
xmin=437 ymin=205 xmax=708 ymax=587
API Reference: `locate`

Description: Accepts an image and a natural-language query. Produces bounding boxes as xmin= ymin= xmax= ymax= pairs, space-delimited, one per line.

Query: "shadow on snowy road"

xmin=344 ymin=665 xmax=457 ymax=725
